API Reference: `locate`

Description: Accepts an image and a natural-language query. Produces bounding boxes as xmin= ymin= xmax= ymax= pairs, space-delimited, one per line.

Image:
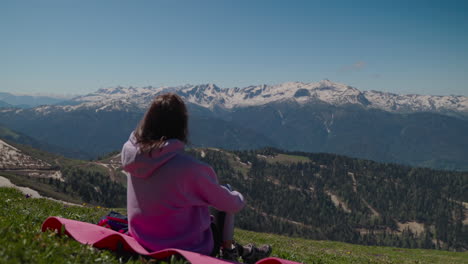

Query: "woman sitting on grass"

xmin=121 ymin=93 xmax=271 ymax=263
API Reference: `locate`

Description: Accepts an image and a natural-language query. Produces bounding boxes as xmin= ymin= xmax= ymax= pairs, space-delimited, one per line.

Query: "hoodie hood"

xmin=121 ymin=132 xmax=185 ymax=178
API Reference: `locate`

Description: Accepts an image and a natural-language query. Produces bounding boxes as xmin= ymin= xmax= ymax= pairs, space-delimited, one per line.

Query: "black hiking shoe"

xmin=220 ymin=243 xmax=242 ymax=261
xmin=241 ymin=243 xmax=272 ymax=264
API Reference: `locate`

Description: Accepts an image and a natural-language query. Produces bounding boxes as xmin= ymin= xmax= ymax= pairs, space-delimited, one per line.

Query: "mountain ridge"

xmin=3 ymin=80 xmax=466 ymax=117
xmin=0 ymin=80 xmax=467 ymax=170
xmin=78 ymin=80 xmax=468 ymax=114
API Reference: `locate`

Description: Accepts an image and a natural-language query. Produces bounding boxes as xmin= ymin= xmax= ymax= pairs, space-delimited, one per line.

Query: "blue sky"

xmin=1 ymin=0 xmax=468 ymax=96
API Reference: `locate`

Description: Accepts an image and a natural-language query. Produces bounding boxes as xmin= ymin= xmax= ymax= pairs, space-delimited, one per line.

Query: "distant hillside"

xmin=0 ymin=137 xmax=126 ymax=207
xmin=189 ymin=147 xmax=468 ymax=251
xmin=0 ymin=124 xmax=89 ymax=159
xmin=0 ymin=108 xmax=276 ymax=159
xmin=226 ymin=102 xmax=468 ymax=170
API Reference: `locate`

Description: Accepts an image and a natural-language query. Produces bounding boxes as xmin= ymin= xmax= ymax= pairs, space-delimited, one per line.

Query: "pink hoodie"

xmin=121 ymin=133 xmax=245 ymax=255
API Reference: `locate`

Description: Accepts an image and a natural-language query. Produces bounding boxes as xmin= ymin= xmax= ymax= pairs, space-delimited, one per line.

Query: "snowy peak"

xmin=317 ymin=79 xmax=349 ymax=90
xmin=205 ymin=80 xmax=367 ymax=108
xmin=70 ymin=80 xmax=360 ymax=109
xmin=27 ymin=80 xmax=468 ymax=115
xmin=364 ymin=90 xmax=468 ymax=113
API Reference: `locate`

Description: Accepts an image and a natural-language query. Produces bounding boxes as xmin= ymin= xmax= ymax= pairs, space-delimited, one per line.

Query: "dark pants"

xmin=210 ymin=210 xmax=226 ymax=257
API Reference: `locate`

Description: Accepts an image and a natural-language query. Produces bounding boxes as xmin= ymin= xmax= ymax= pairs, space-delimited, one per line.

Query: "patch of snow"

xmin=364 ymin=90 xmax=468 ymax=113
xmin=324 ymin=113 xmax=334 ymax=134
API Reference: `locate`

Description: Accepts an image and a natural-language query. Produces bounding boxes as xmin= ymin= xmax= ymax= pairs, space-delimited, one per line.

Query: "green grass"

xmin=0 ymin=187 xmax=186 ymax=264
xmin=235 ymin=230 xmax=467 ymax=264
xmin=1 ymin=187 xmax=466 ymax=264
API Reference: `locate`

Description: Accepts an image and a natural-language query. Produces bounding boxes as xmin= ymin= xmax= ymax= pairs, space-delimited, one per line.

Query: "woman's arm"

xmin=189 ymin=166 xmax=245 ymax=213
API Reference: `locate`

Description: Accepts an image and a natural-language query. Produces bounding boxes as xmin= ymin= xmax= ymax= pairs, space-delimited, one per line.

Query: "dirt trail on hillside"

xmin=325 ymin=190 xmax=352 ymax=213
xmin=0 ymin=175 xmax=82 ymax=206
xmin=0 ymin=175 xmax=41 ymax=198
xmin=94 ymin=162 xmax=116 ymax=181
xmin=348 ymin=172 xmax=380 ymax=217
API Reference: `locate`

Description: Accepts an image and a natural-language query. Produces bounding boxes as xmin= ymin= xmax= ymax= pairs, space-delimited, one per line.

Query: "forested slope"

xmin=189 ymin=148 xmax=468 ymax=251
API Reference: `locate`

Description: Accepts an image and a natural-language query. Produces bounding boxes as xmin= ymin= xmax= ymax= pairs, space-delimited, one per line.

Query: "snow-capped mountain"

xmin=1 ymin=80 xmax=468 ymax=170
xmin=58 ymin=80 xmax=468 ymax=115
xmin=2 ymin=80 xmax=467 ymax=116
xmin=363 ymin=90 xmax=468 ymax=113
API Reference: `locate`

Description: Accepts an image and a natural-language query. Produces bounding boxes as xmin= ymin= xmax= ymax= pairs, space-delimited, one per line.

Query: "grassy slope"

xmin=1 ymin=188 xmax=466 ymax=264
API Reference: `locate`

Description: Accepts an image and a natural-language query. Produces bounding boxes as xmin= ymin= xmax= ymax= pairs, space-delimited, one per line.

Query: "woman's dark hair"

xmin=134 ymin=93 xmax=188 ymax=153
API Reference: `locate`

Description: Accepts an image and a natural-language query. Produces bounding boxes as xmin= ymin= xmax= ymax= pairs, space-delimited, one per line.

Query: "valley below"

xmin=0 ymin=135 xmax=466 ymax=252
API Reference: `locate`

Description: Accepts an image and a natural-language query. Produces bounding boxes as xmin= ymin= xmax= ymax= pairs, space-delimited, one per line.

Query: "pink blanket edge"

xmin=41 ymin=216 xmax=302 ymax=264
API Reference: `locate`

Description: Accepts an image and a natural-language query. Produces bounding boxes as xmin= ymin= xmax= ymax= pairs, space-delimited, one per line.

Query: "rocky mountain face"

xmin=0 ymin=80 xmax=467 ymax=170
xmin=0 ymin=139 xmax=51 ymax=170
xmin=0 ymin=138 xmax=63 ymax=183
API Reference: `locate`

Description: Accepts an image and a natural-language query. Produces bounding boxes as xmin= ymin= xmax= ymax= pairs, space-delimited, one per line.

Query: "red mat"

xmin=42 ymin=217 xmax=301 ymax=264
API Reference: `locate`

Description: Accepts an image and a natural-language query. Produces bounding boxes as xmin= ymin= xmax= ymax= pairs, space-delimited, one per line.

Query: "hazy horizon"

xmin=2 ymin=0 xmax=468 ymax=96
